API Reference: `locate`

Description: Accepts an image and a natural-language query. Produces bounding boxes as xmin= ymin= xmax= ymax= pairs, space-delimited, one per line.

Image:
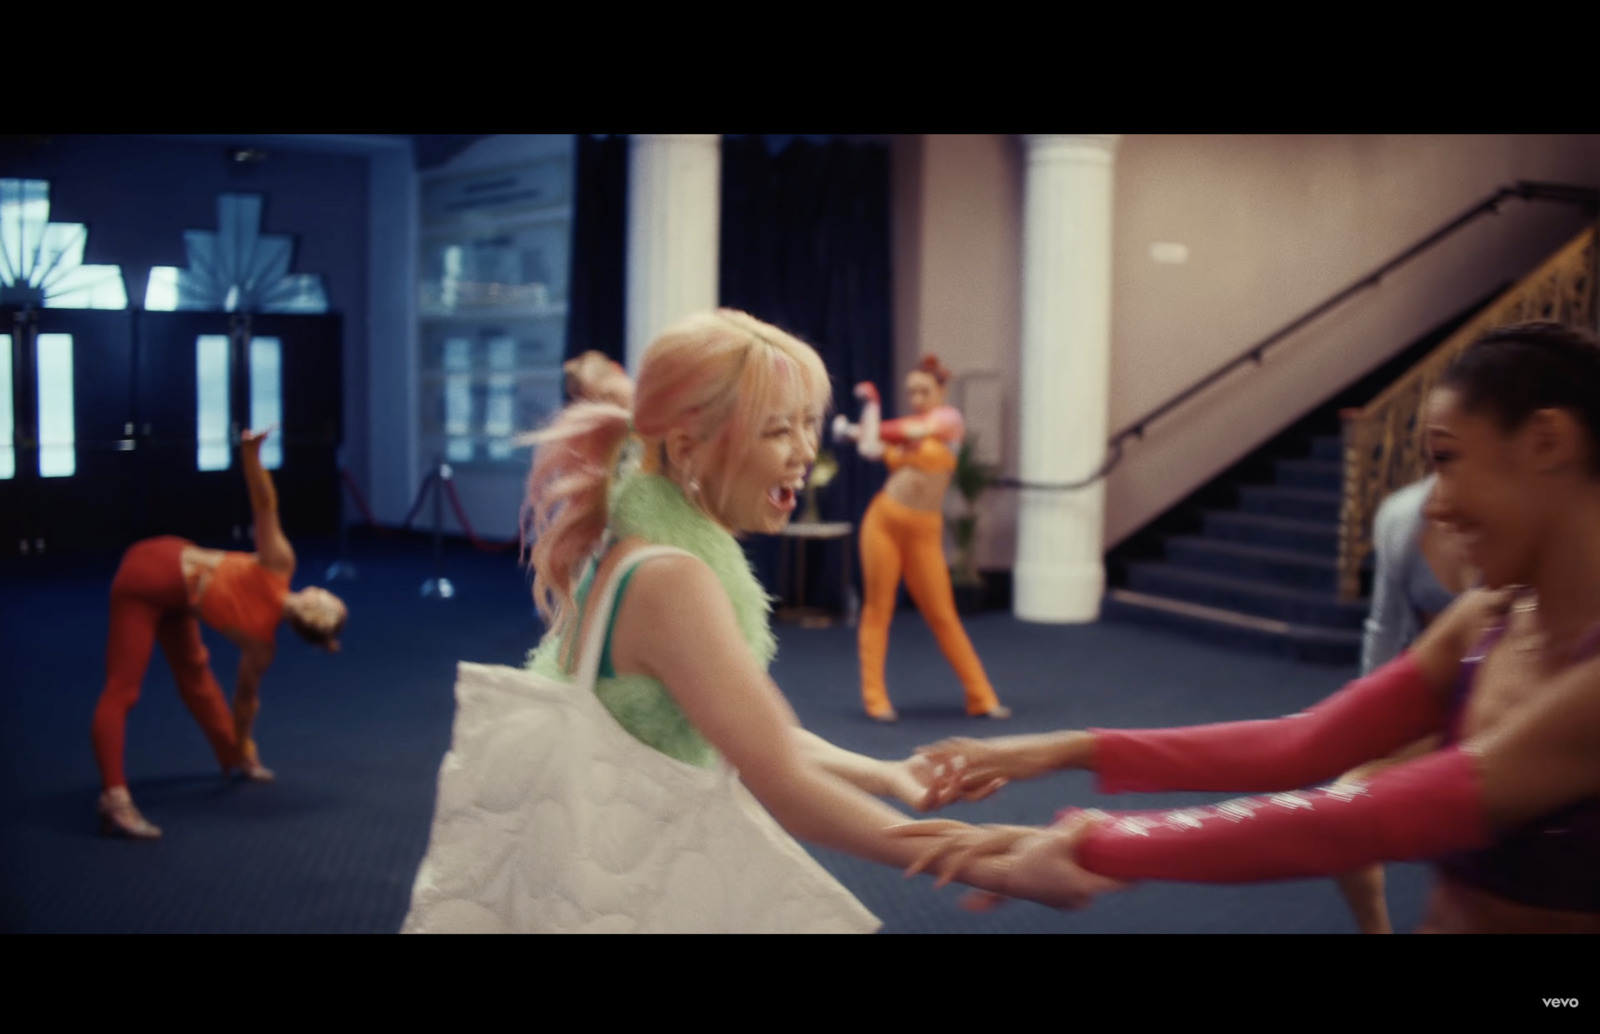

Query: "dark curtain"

xmin=564 ymin=134 xmax=628 ymax=364
xmin=719 ymin=136 xmax=895 ymax=614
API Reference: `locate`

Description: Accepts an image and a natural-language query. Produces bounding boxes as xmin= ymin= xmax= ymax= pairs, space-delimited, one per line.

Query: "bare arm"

xmin=240 ymin=429 xmax=294 ymax=574
xmin=881 ymin=407 xmax=962 ymax=445
xmin=792 ymin=728 xmax=894 ymax=794
xmin=610 ymin=555 xmax=1009 ymax=882
xmin=232 ymin=642 xmax=274 ymax=767
xmin=791 ymin=728 xmax=941 ymax=812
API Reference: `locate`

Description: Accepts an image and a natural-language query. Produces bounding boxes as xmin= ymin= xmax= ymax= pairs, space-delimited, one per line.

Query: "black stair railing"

xmin=993 ymin=181 xmax=1600 ymax=493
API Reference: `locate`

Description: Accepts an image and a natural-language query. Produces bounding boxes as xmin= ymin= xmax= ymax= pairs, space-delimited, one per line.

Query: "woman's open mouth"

xmin=767 ymin=483 xmax=800 ymax=514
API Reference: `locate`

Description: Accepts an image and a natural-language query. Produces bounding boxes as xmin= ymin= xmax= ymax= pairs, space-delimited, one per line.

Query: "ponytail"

xmin=520 ymin=401 xmax=633 ymax=632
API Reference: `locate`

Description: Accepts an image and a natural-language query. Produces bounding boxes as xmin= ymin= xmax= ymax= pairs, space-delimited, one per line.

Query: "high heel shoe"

xmin=224 ymin=762 xmax=276 ymax=783
xmin=240 ymin=762 xmax=275 ymax=783
xmin=98 ymin=790 xmax=161 ymax=840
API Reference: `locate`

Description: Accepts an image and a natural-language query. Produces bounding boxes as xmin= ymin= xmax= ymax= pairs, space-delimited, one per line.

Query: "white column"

xmin=625 ymin=135 xmax=722 ymax=372
xmin=1013 ymin=134 xmax=1119 ymax=623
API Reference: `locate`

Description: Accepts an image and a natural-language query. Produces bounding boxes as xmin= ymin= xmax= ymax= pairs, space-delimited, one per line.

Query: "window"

xmin=146 ymin=194 xmax=328 ymax=314
xmin=421 ymin=322 xmax=565 ymax=467
xmin=484 ymin=335 xmax=517 ymax=462
xmin=196 ymin=335 xmax=231 ymax=471
xmin=35 ymin=333 xmax=74 ymax=477
xmin=0 ymin=179 xmax=128 ymax=310
xmin=249 ymin=337 xmax=283 ymax=470
xmin=443 ymin=336 xmax=474 ymax=463
xmin=195 ymin=334 xmax=284 ymax=472
xmin=0 ymin=337 xmax=13 ymax=480
xmin=418 ymin=148 xmax=573 ymax=471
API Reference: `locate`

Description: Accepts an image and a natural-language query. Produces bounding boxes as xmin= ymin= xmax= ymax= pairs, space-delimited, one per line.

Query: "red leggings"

xmin=92 ymin=536 xmax=240 ymax=791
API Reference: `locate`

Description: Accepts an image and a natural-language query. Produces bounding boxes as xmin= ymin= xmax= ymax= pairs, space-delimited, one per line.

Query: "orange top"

xmin=885 ymin=436 xmax=959 ymax=474
xmin=194 ymin=553 xmax=291 ymax=643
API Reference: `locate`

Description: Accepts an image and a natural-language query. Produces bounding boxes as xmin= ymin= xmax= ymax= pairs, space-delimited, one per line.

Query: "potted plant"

xmin=802 ymin=449 xmax=839 ymax=524
xmin=950 ymin=435 xmax=999 ymax=612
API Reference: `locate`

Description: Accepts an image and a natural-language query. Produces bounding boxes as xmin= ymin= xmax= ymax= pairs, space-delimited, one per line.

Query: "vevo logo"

xmin=1543 ymin=999 xmax=1579 ymax=1008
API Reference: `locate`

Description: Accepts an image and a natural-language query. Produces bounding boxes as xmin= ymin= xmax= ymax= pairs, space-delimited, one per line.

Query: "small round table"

xmin=777 ymin=520 xmax=855 ymax=628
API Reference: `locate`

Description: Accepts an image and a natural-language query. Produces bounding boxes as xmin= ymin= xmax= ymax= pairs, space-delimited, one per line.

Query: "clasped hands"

xmin=885 ymin=736 xmax=1130 ymax=912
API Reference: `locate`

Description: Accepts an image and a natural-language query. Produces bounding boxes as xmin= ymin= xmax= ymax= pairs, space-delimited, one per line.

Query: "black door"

xmin=135 ymin=310 xmax=343 ymax=547
xmin=1 ymin=308 xmax=343 ymax=558
xmin=0 ymin=306 xmax=139 ymax=557
xmin=0 ymin=309 xmax=38 ymax=559
xmin=134 ymin=311 xmax=246 ymax=547
xmin=247 ymin=312 xmax=342 ymax=540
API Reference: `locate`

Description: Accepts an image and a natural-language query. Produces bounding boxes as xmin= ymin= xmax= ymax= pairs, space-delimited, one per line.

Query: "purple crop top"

xmin=1433 ymin=616 xmax=1600 ymax=913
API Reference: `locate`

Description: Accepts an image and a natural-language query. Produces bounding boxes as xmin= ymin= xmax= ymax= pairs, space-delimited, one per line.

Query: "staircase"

xmin=1102 ymin=288 xmax=1506 ymax=667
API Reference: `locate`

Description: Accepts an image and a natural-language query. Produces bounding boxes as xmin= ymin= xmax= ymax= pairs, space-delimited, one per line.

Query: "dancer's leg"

xmin=156 ymin=614 xmax=240 ymax=773
xmin=898 ymin=511 xmax=1004 ymax=717
xmin=92 ymin=538 xmax=189 ymax=838
xmin=1336 ymin=865 xmax=1394 ymax=934
xmin=93 ymin=584 xmax=161 ymax=793
xmin=858 ymin=496 xmax=905 ymax=719
xmin=1326 ymin=740 xmax=1433 ymax=932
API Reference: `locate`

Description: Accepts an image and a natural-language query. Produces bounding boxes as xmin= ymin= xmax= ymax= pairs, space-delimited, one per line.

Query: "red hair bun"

xmin=915 ymin=354 xmax=952 ymax=386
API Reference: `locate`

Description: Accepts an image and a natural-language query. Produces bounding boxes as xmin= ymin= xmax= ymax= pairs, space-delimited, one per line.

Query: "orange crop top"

xmin=195 ymin=553 xmax=291 ymax=643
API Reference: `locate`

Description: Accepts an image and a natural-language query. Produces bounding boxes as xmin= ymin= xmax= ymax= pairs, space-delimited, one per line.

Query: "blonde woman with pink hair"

xmin=505 ymin=309 xmax=1108 ymax=929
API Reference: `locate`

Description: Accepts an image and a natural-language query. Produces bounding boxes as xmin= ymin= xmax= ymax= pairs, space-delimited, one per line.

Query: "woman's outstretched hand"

xmin=889 ymin=812 xmax=1131 ymax=912
xmin=915 ymin=733 xmax=1082 ymax=802
xmin=883 ymin=753 xmax=980 ymax=813
xmin=240 ymin=424 xmax=279 ymax=448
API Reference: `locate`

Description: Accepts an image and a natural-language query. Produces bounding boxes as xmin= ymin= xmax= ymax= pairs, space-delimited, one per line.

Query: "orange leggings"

xmin=92 ymin=536 xmax=240 ymax=791
xmin=858 ymin=494 xmax=1001 ymax=716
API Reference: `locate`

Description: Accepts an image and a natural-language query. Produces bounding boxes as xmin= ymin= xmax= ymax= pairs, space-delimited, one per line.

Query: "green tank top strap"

xmin=564 ymin=544 xmax=655 ymax=679
xmin=598 ymin=566 xmax=641 ymax=679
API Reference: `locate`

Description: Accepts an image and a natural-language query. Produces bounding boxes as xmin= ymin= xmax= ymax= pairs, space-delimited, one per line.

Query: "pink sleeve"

xmin=931 ymin=406 xmax=965 ymax=443
xmin=1091 ymin=652 xmax=1448 ymax=794
xmin=1068 ymin=746 xmax=1492 ymax=883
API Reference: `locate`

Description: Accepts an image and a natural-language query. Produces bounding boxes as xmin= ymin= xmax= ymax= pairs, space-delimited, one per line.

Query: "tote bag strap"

xmin=571 ymin=544 xmax=696 ymax=690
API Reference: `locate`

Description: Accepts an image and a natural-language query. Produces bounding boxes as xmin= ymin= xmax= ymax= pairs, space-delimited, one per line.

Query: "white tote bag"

xmin=401 ymin=545 xmax=881 ymax=934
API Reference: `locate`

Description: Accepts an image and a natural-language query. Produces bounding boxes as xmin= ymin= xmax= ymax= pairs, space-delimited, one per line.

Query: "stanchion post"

xmin=421 ymin=455 xmax=455 ymax=599
xmin=326 ymin=451 xmax=358 ymax=582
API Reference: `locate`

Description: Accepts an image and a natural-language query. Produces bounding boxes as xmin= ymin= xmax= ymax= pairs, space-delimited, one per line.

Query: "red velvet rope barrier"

xmin=339 ymin=468 xmax=438 ymax=538
xmin=339 ymin=467 xmax=521 ymax=554
xmin=440 ymin=476 xmax=522 ymax=554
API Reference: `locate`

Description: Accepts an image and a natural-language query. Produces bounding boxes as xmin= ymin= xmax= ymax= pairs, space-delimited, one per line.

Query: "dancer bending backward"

xmin=522 ymin=311 xmax=1097 ymax=914
xmin=897 ymin=322 xmax=1600 ymax=933
xmin=833 ymin=355 xmax=1010 ymax=722
xmin=91 ymin=428 xmax=348 ymax=838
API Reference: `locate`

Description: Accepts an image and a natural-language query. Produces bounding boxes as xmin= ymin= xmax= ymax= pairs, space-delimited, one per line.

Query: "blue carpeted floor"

xmin=0 ymin=535 xmax=1430 ymax=934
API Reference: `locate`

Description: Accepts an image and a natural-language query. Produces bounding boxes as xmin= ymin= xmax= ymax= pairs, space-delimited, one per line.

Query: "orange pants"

xmin=92 ymin=536 xmax=240 ymax=791
xmin=858 ymin=493 xmax=1001 ymax=717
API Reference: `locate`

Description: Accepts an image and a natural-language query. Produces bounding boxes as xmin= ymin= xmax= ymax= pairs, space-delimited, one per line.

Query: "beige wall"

xmin=892 ymin=134 xmax=1025 ymax=568
xmin=895 ymin=134 xmax=1600 ymax=566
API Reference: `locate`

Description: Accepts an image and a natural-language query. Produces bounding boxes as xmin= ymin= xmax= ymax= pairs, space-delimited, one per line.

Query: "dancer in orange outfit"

xmin=91 ymin=427 xmax=348 ymax=839
xmin=834 ymin=356 xmax=1010 ymax=723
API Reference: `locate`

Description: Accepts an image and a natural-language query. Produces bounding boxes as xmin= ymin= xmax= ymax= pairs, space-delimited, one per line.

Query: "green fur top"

xmin=526 ymin=471 xmax=777 ymax=768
